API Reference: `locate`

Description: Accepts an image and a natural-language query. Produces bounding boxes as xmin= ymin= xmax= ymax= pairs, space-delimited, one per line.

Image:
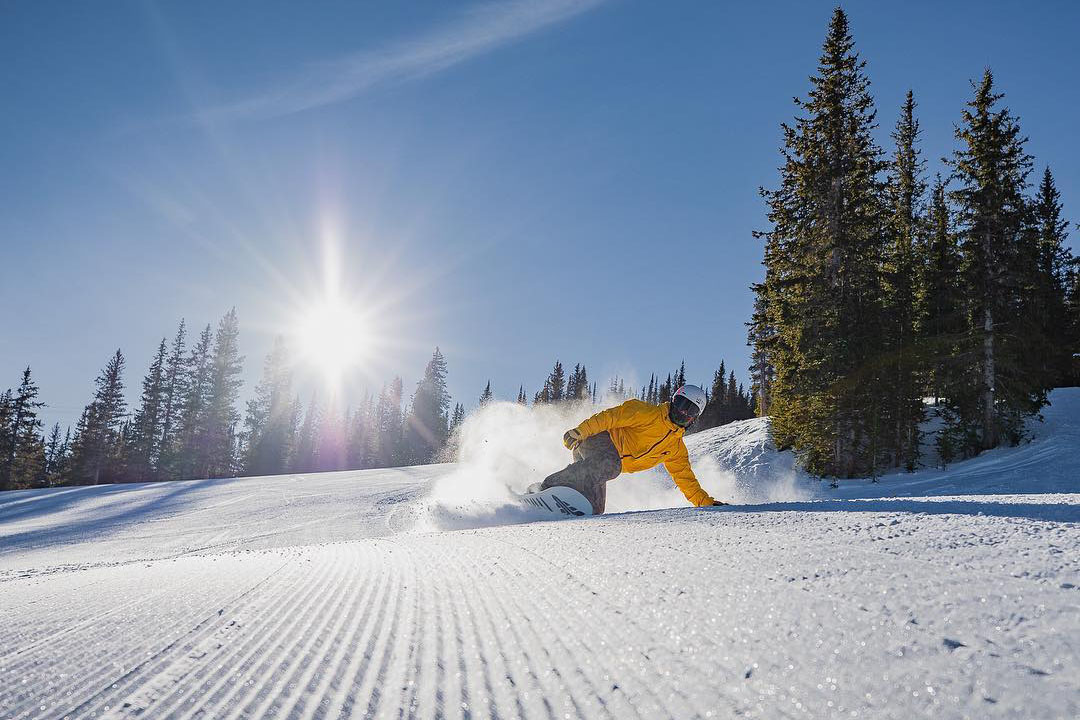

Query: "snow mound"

xmin=685 ymin=387 xmax=1080 ymax=501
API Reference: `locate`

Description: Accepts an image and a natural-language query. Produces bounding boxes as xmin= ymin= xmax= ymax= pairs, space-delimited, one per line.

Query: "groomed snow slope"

xmin=2 ymin=392 xmax=1078 ymax=719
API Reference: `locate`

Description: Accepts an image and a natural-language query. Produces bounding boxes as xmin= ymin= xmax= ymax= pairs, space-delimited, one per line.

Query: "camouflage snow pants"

xmin=541 ymin=431 xmax=621 ymax=514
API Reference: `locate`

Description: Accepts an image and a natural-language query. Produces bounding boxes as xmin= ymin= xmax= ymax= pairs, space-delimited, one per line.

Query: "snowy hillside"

xmin=2 ymin=393 xmax=1078 ymax=719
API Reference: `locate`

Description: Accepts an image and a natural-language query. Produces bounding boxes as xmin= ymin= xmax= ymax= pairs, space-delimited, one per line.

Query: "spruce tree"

xmin=0 ymin=391 xmax=13 ymax=488
xmin=882 ymin=90 xmax=927 ymax=469
xmin=70 ymin=350 xmax=127 ymax=485
xmin=346 ymin=393 xmax=374 ymax=469
xmin=448 ymin=403 xmax=466 ymax=435
xmin=204 ymin=309 xmax=243 ymax=478
xmin=947 ymin=69 xmax=1040 ymax=450
xmin=756 ymin=7 xmax=888 ymax=476
xmin=243 ymin=336 xmax=294 ymax=476
xmin=404 ymin=348 xmax=451 ymax=464
xmin=125 ymin=339 xmax=169 ymax=482
xmin=479 ymin=380 xmax=494 ymax=405
xmin=1031 ymin=167 xmax=1072 ymax=386
xmin=292 ymin=392 xmax=320 ymax=472
xmin=156 ymin=320 xmax=188 ymax=478
xmin=920 ymin=175 xmax=965 ymax=403
xmin=546 ymin=361 xmax=565 ymax=402
xmin=44 ymin=423 xmax=65 ymax=486
xmin=315 ymin=399 xmax=346 ymax=472
xmin=516 ymin=386 xmax=527 ymax=405
xmin=174 ymin=325 xmax=214 ymax=480
xmin=4 ymin=367 xmax=46 ymax=489
xmin=747 ymin=285 xmax=776 ymax=417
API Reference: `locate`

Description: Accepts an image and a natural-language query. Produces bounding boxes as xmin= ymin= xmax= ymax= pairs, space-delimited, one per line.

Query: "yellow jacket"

xmin=574 ymin=399 xmax=715 ymax=507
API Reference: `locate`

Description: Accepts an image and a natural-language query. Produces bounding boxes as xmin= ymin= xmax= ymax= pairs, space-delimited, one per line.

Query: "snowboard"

xmin=515 ymin=485 xmax=594 ymax=517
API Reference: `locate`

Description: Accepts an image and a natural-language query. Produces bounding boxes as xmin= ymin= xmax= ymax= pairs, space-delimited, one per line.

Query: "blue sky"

xmin=2 ymin=0 xmax=1077 ymax=430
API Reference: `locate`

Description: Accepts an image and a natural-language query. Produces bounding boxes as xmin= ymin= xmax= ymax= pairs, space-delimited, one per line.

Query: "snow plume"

xmin=416 ymin=400 xmax=596 ymax=530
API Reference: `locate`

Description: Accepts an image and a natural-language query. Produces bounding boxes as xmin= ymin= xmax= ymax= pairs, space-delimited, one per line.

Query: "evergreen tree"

xmin=156 ymin=320 xmax=188 ymax=478
xmin=1031 ymin=167 xmax=1073 ymax=386
xmin=404 ymin=348 xmax=451 ymax=464
xmin=125 ymin=339 xmax=169 ymax=482
xmin=920 ymin=175 xmax=965 ymax=403
xmin=448 ymin=403 xmax=466 ymax=435
xmin=882 ymin=90 xmax=927 ymax=469
xmin=947 ymin=69 xmax=1040 ymax=450
xmin=3 ymin=367 xmax=46 ymax=489
xmin=242 ymin=336 xmax=294 ymax=476
xmin=756 ymin=8 xmax=888 ymax=476
xmin=1068 ymin=258 xmax=1080 ymax=386
xmin=0 ymin=391 xmax=12 ymax=488
xmin=566 ymin=364 xmax=589 ymax=401
xmin=674 ymin=361 xmax=686 ymax=389
xmin=479 ymin=380 xmax=494 ymax=406
xmin=315 ymin=399 xmax=346 ymax=472
xmin=70 ymin=350 xmax=127 ymax=485
xmin=292 ymin=392 xmax=320 ymax=472
xmin=373 ymin=378 xmax=404 ymax=467
xmin=173 ymin=325 xmax=214 ymax=480
xmin=700 ymin=361 xmax=728 ymax=428
xmin=546 ymin=361 xmax=565 ymax=402
xmin=44 ymin=423 xmax=67 ymax=486
xmin=747 ymin=285 xmax=776 ymax=416
xmin=203 ymin=309 xmax=243 ymax=478
xmin=657 ymin=374 xmax=673 ymax=403
xmin=516 ymin=386 xmax=527 ymax=405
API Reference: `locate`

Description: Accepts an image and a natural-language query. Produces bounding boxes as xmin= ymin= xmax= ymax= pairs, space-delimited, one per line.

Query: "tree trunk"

xmin=982 ymin=306 xmax=996 ymax=449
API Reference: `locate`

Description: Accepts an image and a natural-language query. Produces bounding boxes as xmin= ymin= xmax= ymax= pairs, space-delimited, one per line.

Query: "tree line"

xmin=1 ymin=323 xmax=754 ymax=490
xmin=750 ymin=8 xmax=1079 ymax=479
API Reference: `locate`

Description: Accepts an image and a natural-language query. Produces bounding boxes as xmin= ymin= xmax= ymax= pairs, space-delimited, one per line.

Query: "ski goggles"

xmin=669 ymin=395 xmax=701 ymax=427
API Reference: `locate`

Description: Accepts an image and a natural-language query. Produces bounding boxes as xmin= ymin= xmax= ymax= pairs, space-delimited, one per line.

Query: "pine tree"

xmin=174 ymin=325 xmax=214 ymax=480
xmin=920 ymin=175 xmax=966 ymax=403
xmin=242 ymin=336 xmax=294 ymax=476
xmin=203 ymin=309 xmax=243 ymax=478
xmin=4 ymin=367 xmax=46 ymax=489
xmin=315 ymin=399 xmax=346 ymax=472
xmin=0 ymin=390 xmax=13 ymax=488
xmin=674 ymin=362 xmax=686 ymax=389
xmin=747 ymin=285 xmax=776 ymax=416
xmin=1068 ymin=258 xmax=1080 ymax=386
xmin=292 ymin=392 xmax=320 ymax=472
xmin=479 ymin=380 xmax=494 ymax=406
xmin=373 ymin=378 xmax=404 ymax=467
xmin=756 ymin=8 xmax=888 ymax=476
xmin=44 ymin=423 xmax=67 ymax=486
xmin=346 ymin=392 xmax=374 ymax=469
xmin=657 ymin=374 xmax=673 ymax=403
xmin=448 ymin=403 xmax=466 ymax=434
xmin=546 ymin=361 xmax=565 ymax=402
xmin=404 ymin=348 xmax=451 ymax=464
xmin=156 ymin=320 xmax=188 ymax=478
xmin=516 ymin=386 xmax=527 ymax=405
xmin=125 ymin=339 xmax=169 ymax=482
xmin=882 ymin=90 xmax=927 ymax=470
xmin=70 ymin=350 xmax=127 ymax=485
xmin=1031 ymin=167 xmax=1072 ymax=387
xmin=947 ymin=69 xmax=1040 ymax=450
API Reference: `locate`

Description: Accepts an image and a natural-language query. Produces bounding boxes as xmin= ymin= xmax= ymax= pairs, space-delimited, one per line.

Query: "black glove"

xmin=709 ymin=499 xmax=729 ymax=506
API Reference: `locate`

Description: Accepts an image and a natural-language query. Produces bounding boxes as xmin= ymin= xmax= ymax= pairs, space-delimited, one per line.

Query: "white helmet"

xmin=670 ymin=384 xmax=707 ymax=427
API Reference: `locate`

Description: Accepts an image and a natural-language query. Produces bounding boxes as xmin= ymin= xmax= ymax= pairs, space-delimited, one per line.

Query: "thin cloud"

xmin=200 ymin=0 xmax=606 ymax=122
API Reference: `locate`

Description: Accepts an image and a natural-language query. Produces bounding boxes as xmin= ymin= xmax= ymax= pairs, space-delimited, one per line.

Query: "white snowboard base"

xmin=516 ymin=485 xmax=594 ymax=517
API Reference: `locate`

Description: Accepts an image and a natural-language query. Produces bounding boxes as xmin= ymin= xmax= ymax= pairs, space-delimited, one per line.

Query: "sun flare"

xmin=295 ymin=298 xmax=369 ymax=387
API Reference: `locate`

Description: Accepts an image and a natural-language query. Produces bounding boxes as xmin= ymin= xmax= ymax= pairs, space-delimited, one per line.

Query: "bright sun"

xmin=295 ymin=298 xmax=368 ymax=386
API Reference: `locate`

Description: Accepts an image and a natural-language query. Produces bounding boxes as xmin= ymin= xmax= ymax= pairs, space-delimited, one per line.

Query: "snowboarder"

xmin=534 ymin=384 xmax=727 ymax=514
